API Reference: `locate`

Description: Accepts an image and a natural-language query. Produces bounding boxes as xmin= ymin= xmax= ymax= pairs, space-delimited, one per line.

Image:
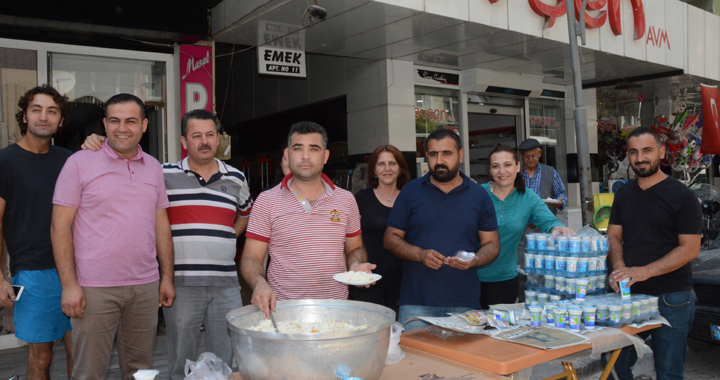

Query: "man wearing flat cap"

xmin=517 ymin=138 xmax=566 ymax=213
xmin=517 ymin=138 xmax=567 ymax=301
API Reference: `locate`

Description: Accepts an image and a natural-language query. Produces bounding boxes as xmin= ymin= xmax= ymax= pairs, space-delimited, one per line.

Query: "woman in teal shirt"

xmin=478 ymin=145 xmax=574 ymax=309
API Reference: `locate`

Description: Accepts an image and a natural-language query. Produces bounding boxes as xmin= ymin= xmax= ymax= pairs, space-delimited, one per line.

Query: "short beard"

xmin=429 ymin=163 xmax=460 ymax=183
xmin=631 ymin=160 xmax=660 ymax=178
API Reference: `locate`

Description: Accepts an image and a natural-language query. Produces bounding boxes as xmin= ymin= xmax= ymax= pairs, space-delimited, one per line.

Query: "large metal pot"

xmin=227 ymin=299 xmax=395 ymax=380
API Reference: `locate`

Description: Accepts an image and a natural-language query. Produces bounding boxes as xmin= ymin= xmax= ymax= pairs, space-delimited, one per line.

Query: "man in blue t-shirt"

xmin=384 ymin=129 xmax=500 ymax=331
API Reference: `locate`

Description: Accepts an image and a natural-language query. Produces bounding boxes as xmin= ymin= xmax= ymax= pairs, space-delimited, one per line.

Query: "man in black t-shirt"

xmin=0 ymin=85 xmax=73 ymax=379
xmin=606 ymin=127 xmax=702 ymax=380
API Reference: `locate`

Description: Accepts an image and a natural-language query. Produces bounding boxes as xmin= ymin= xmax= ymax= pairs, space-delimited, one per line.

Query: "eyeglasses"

xmin=523 ymin=153 xmax=540 ymax=160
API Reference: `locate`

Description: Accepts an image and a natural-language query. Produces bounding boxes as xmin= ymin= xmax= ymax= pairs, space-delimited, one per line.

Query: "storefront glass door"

xmin=48 ymin=53 xmax=167 ymax=160
xmin=467 ymin=104 xmax=523 ymax=184
xmin=0 ymin=47 xmax=37 ymax=148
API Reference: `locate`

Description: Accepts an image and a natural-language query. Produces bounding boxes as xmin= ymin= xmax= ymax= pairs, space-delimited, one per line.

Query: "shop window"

xmin=414 ymin=86 xmax=460 ymax=159
xmin=0 ymin=47 xmax=37 ymax=149
xmin=47 ymin=53 xmax=167 ymax=160
xmin=528 ymin=98 xmax=567 ymax=184
xmin=595 ymin=77 xmax=708 ymax=186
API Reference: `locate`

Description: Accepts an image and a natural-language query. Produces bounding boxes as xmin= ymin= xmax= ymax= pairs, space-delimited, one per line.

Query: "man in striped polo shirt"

xmin=82 ymin=109 xmax=252 ymax=379
xmin=242 ymin=122 xmax=376 ymax=319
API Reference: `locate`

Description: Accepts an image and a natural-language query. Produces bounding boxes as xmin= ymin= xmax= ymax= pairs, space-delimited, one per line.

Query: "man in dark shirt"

xmin=384 ymin=129 xmax=500 ymax=331
xmin=0 ymin=85 xmax=73 ymax=379
xmin=606 ymin=126 xmax=702 ymax=380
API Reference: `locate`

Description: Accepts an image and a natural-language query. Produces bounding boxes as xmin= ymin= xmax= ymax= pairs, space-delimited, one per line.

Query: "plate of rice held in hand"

xmin=333 ymin=271 xmax=382 ymax=286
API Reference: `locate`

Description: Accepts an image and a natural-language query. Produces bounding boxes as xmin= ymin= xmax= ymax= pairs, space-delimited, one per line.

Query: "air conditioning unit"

xmin=461 ymin=68 xmax=544 ymax=98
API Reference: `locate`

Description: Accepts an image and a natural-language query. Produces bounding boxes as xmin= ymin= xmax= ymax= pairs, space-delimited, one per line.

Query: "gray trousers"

xmin=163 ymin=285 xmax=243 ymax=380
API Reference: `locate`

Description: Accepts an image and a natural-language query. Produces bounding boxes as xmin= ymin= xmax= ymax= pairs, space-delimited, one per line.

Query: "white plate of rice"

xmin=333 ymin=271 xmax=382 ymax=285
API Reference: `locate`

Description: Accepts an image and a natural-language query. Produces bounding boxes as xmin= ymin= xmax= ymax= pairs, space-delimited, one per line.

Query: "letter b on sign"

xmin=185 ymin=83 xmax=208 ymax=112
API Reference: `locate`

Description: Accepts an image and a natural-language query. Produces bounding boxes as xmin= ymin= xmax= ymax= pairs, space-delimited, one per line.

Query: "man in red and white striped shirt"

xmin=242 ymin=122 xmax=376 ymax=318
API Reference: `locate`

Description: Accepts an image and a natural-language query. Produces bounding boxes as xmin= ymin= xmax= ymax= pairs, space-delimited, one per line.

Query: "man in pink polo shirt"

xmin=51 ymin=93 xmax=175 ymax=380
xmin=241 ymin=122 xmax=375 ymax=318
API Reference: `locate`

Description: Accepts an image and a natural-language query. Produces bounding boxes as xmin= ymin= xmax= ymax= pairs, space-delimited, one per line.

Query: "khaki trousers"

xmin=71 ymin=281 xmax=158 ymax=380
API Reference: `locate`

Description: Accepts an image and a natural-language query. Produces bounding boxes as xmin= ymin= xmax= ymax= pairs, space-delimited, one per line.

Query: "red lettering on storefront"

xmin=528 ymin=0 xmax=567 ymax=29
xmin=415 ymin=108 xmax=455 ymax=122
xmin=524 ymin=0 xmax=646 ymax=40
xmin=488 ymin=0 xmax=500 ymax=3
xmin=574 ymin=0 xmax=607 ymax=29
xmin=608 ymin=0 xmax=645 ymax=40
xmin=646 ymin=26 xmax=670 ymax=50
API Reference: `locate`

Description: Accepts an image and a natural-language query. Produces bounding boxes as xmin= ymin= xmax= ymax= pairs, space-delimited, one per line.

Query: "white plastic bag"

xmin=184 ymin=352 xmax=233 ymax=380
xmin=385 ymin=322 xmax=406 ymax=365
xmin=577 ymin=224 xmax=602 ymax=237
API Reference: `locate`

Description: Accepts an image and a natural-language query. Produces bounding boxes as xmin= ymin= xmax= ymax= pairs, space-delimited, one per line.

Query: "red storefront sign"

xmin=701 ymin=85 xmax=720 ymax=155
xmin=179 ymin=45 xmax=213 ymax=158
xmin=646 ymin=26 xmax=670 ymax=49
xmin=517 ymin=0 xmax=647 ymax=40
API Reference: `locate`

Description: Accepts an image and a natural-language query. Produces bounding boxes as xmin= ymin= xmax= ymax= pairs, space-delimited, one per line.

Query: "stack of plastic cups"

xmin=558 ymin=236 xmax=569 ymax=254
xmin=555 ymin=277 xmax=566 ymax=295
xmin=601 ymin=236 xmax=609 ymax=251
xmin=553 ymin=306 xmax=567 ymax=329
xmin=588 ymin=256 xmax=597 ymax=273
xmin=649 ymin=296 xmax=660 ymax=318
xmin=598 ymin=254 xmax=607 ymax=272
xmin=529 ymin=305 xmax=543 ymax=327
xmin=596 ymin=302 xmax=609 ymax=326
xmin=621 ymin=301 xmax=633 ymax=324
xmin=578 ymin=258 xmax=589 ymax=278
xmin=568 ymin=307 xmax=583 ymax=331
xmin=537 ymin=234 xmax=548 ymax=251
xmin=526 ymin=233 xmax=537 ymax=250
xmin=525 ymin=290 xmax=537 ymax=307
xmin=550 ymin=295 xmax=562 ymax=304
xmin=567 ymin=278 xmax=577 ymax=298
xmin=538 ymin=293 xmax=549 ymax=307
xmin=608 ymin=303 xmax=623 ymax=328
xmin=640 ymin=297 xmax=651 ymax=322
xmin=524 ymin=253 xmax=534 ymax=274
xmin=544 ymin=255 xmax=556 ymax=276
xmin=597 ymin=274 xmax=607 ymax=292
xmin=591 ymin=236 xmax=602 ymax=252
xmin=544 ymin=275 xmax=555 ymax=291
xmin=582 ymin=304 xmax=597 ymax=330
xmin=569 ymin=236 xmax=581 ymax=255
xmin=576 ymin=278 xmax=589 ymax=302
xmin=546 ymin=305 xmax=556 ymax=325
xmin=580 ymin=237 xmax=592 ymax=253
xmin=586 ymin=276 xmax=595 ymax=293
xmin=631 ymin=300 xmax=643 ymax=323
xmin=556 ymin=255 xmax=567 ymax=277
xmin=567 ymin=257 xmax=578 ymax=278
xmin=535 ymin=254 xmax=545 ymax=275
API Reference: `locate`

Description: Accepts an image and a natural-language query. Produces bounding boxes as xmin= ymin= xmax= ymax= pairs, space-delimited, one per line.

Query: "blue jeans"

xmin=398 ymin=305 xmax=475 ymax=332
xmin=605 ymin=290 xmax=695 ymax=380
xmin=163 ymin=286 xmax=243 ymax=380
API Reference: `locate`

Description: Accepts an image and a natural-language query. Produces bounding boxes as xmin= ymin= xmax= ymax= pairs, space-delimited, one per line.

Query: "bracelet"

xmin=2 ymin=270 xmax=9 ymax=278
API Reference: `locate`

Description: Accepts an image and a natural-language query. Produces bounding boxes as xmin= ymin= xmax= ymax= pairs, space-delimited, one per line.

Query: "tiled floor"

xmin=0 ymin=325 xmax=199 ymax=380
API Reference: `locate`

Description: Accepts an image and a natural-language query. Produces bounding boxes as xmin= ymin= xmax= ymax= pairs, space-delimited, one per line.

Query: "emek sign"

xmin=489 ymin=0 xmax=659 ymax=45
xmin=258 ymin=47 xmax=307 ymax=78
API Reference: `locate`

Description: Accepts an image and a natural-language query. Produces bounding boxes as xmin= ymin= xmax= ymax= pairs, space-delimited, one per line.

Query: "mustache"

xmin=198 ymin=144 xmax=212 ymax=150
xmin=635 ymin=161 xmax=650 ymax=166
xmin=433 ymin=164 xmax=449 ymax=171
